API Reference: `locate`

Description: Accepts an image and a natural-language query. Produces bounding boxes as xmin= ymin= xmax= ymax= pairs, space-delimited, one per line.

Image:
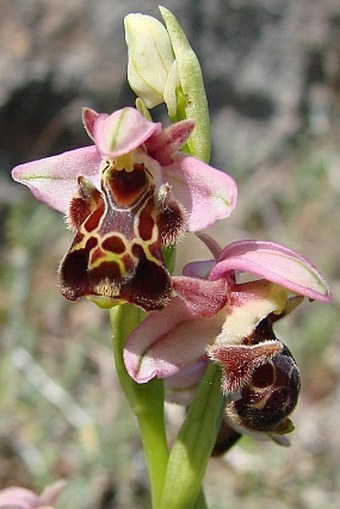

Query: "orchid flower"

xmin=12 ymin=107 xmax=237 ymax=311
xmin=124 ymin=236 xmax=331 ymax=436
xmin=0 ymin=481 xmax=65 ymax=509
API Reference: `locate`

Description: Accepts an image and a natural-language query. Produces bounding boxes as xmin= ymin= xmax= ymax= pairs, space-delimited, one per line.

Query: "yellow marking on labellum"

xmin=89 ymin=246 xmax=130 ymax=273
xmin=249 ymin=391 xmax=272 ymax=410
xmin=114 ymin=153 xmax=134 ymax=172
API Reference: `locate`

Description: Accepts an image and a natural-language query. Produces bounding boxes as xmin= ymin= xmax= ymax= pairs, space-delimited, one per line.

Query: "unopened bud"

xmin=124 ymin=13 xmax=176 ymax=109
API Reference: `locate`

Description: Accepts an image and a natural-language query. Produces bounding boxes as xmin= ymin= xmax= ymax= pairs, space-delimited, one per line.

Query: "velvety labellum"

xmin=210 ymin=316 xmax=301 ymax=436
xmin=57 ymin=161 xmax=185 ymax=311
xmin=226 ymin=317 xmax=301 ymax=435
xmin=226 ymin=341 xmax=300 ymax=434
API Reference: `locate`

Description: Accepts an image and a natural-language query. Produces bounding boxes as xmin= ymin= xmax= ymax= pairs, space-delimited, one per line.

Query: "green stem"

xmin=135 ymin=386 xmax=170 ymax=509
xmin=110 ymin=305 xmax=169 ymax=508
xmin=160 ymin=363 xmax=225 ymax=509
xmin=193 ymin=490 xmax=209 ymax=509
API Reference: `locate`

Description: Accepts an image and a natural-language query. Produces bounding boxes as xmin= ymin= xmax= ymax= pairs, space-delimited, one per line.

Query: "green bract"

xmin=159 ymin=6 xmax=211 ymax=162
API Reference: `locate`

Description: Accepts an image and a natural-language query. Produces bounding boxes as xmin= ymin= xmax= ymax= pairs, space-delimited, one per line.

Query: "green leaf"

xmin=160 ymin=363 xmax=225 ymax=509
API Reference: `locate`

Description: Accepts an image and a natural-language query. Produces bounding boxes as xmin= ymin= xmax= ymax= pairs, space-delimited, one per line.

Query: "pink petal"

xmin=123 ymin=297 xmax=224 ymax=382
xmin=195 ymin=232 xmax=222 ymax=260
xmin=82 ymin=107 xmax=100 ymax=141
xmin=172 ymin=276 xmax=228 ymax=317
xmin=92 ymin=107 xmax=161 ymax=157
xmin=146 ymin=119 xmax=195 ymax=165
xmin=163 ymin=153 xmax=238 ymax=231
xmin=210 ymin=240 xmax=332 ymax=302
xmin=0 ymin=487 xmax=37 ymax=509
xmin=12 ymin=146 xmax=101 ymax=213
xmin=182 ymin=234 xmax=222 ymax=278
xmin=0 ymin=481 xmax=64 ymax=509
xmin=39 ymin=481 xmax=65 ymax=507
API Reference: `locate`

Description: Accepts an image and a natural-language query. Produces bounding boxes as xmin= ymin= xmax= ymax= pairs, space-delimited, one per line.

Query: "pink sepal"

xmin=210 ymin=240 xmax=332 ymax=302
xmin=182 ymin=260 xmax=216 ymax=279
xmin=90 ymin=107 xmax=161 ymax=157
xmin=12 ymin=146 xmax=101 ymax=213
xmin=123 ymin=297 xmax=224 ymax=383
xmin=0 ymin=481 xmax=65 ymax=509
xmin=146 ymin=119 xmax=195 ymax=165
xmin=163 ymin=154 xmax=238 ymax=231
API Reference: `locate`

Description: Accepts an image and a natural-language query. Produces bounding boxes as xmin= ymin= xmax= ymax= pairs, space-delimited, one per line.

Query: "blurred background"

xmin=0 ymin=0 xmax=339 ymax=507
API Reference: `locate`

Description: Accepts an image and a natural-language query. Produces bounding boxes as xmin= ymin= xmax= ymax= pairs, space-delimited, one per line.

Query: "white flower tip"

xmin=124 ymin=12 xmax=175 ymax=108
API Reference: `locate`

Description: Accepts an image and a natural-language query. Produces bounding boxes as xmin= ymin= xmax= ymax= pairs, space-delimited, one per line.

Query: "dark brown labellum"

xmin=226 ymin=341 xmax=300 ymax=434
xmin=209 ymin=314 xmax=301 ymax=438
xmin=58 ymin=160 xmax=186 ymax=311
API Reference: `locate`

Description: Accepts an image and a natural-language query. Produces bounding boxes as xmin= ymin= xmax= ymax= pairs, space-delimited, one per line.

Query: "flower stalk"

xmin=110 ymin=304 xmax=169 ymax=508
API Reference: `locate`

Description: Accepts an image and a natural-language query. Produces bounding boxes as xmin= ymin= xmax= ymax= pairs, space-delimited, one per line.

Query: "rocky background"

xmin=0 ymin=1 xmax=340 ymax=508
xmin=1 ymin=0 xmax=339 ymax=171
